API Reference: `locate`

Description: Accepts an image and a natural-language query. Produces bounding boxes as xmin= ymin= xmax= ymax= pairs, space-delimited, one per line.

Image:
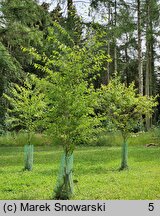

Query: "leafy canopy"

xmin=28 ymin=22 xmax=111 ymax=154
xmin=100 ymin=77 xmax=157 ymax=140
xmin=3 ymin=74 xmax=46 ymax=143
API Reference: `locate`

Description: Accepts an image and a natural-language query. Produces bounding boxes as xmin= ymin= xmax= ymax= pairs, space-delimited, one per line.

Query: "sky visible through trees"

xmin=39 ymin=0 xmax=160 ymax=74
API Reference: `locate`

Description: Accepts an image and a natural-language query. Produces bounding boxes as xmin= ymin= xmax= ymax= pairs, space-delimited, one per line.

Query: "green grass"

xmin=0 ymin=145 xmax=160 ymax=200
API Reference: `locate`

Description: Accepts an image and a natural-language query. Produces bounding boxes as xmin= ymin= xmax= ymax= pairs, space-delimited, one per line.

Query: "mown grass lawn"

xmin=0 ymin=146 xmax=160 ymax=200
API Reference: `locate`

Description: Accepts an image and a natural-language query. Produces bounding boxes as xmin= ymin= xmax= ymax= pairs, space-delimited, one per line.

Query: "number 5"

xmin=148 ymin=203 xmax=154 ymax=211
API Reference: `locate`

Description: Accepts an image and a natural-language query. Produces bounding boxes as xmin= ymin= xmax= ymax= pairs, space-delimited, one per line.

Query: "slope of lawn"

xmin=0 ymin=146 xmax=160 ymax=200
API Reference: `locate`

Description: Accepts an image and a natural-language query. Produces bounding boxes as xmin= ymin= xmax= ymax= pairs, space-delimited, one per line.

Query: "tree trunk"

xmin=106 ymin=41 xmax=110 ymax=84
xmin=137 ymin=0 xmax=143 ymax=95
xmin=54 ymin=151 xmax=74 ymax=200
xmin=124 ymin=43 xmax=129 ymax=86
xmin=24 ymin=131 xmax=34 ymax=171
xmin=102 ymin=3 xmax=111 ymax=85
xmin=145 ymin=0 xmax=150 ymax=130
xmin=107 ymin=4 xmax=111 ymax=84
xmin=24 ymin=144 xmax=34 ymax=171
xmin=120 ymin=141 xmax=128 ymax=170
xmin=114 ymin=0 xmax=117 ymax=74
xmin=145 ymin=0 xmax=154 ymax=129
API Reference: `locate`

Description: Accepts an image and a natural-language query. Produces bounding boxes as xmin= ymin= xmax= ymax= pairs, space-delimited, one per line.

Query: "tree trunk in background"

xmin=125 ymin=45 xmax=129 ymax=86
xmin=102 ymin=3 xmax=111 ymax=85
xmin=145 ymin=0 xmax=151 ymax=129
xmin=106 ymin=41 xmax=110 ymax=84
xmin=107 ymin=4 xmax=111 ymax=84
xmin=145 ymin=0 xmax=155 ymax=129
xmin=137 ymin=0 xmax=143 ymax=95
xmin=114 ymin=0 xmax=117 ymax=75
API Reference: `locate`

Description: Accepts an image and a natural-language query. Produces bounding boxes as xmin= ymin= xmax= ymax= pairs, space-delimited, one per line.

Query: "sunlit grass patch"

xmin=0 ymin=146 xmax=160 ymax=200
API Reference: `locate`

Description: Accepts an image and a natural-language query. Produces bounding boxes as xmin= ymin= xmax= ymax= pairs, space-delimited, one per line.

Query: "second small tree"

xmin=100 ymin=77 xmax=157 ymax=170
xmin=4 ymin=74 xmax=46 ymax=171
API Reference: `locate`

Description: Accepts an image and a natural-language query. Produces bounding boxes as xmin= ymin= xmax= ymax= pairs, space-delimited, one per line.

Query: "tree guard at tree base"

xmin=24 ymin=144 xmax=34 ymax=171
xmin=54 ymin=153 xmax=74 ymax=200
xmin=119 ymin=142 xmax=128 ymax=170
